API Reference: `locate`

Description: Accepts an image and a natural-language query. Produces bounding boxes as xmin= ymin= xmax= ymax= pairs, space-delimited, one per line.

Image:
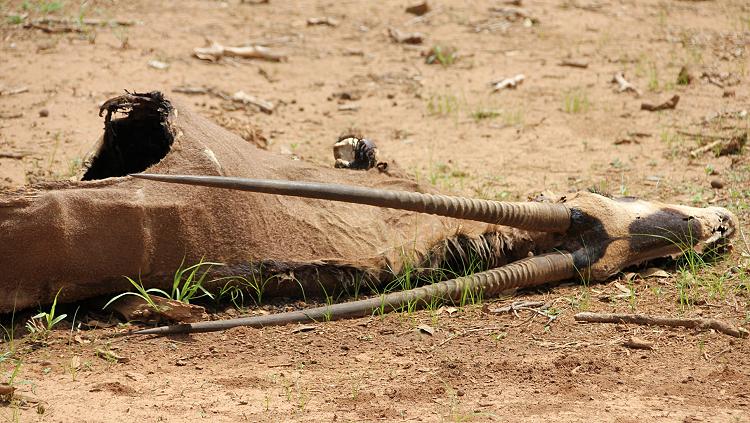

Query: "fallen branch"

xmin=491 ymin=74 xmax=525 ymax=91
xmin=559 ymin=59 xmax=588 ymax=69
xmin=689 ymin=133 xmax=747 ymax=157
xmin=623 ymin=336 xmax=653 ymax=350
xmin=34 ymin=17 xmax=138 ymax=26
xmin=574 ymin=312 xmax=749 ymax=338
xmin=231 ymin=91 xmax=275 ymax=114
xmin=388 ymin=27 xmax=424 ymax=44
xmin=611 ymin=72 xmax=641 ymax=96
xmin=485 ymin=300 xmax=545 ymax=314
xmin=307 ymin=17 xmax=339 ymax=27
xmin=0 ymin=87 xmax=29 ymax=96
xmin=0 ymin=152 xmax=30 ymax=159
xmin=641 ymin=95 xmax=679 ymax=112
xmin=194 ymin=42 xmax=286 ymax=62
xmin=489 ymin=6 xmax=539 ymax=24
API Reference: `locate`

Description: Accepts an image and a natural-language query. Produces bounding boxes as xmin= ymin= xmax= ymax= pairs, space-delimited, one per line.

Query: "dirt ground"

xmin=2 ymin=0 xmax=750 ymax=421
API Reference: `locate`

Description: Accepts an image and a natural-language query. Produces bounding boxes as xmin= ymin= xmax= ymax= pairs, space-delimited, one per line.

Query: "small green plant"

xmin=562 ymin=89 xmax=590 ymax=114
xmin=37 ymin=1 xmax=63 ymax=14
xmin=26 ymin=289 xmax=67 ymax=339
xmin=646 ymin=62 xmax=660 ymax=92
xmin=216 ymin=282 xmax=246 ymax=309
xmin=426 ymin=45 xmax=457 ymax=66
xmin=6 ymin=15 xmax=24 ymax=24
xmin=427 ymin=93 xmax=460 ymax=117
xmin=240 ymin=266 xmax=275 ymax=306
xmin=471 ymin=109 xmax=500 ymax=121
xmin=103 ymin=274 xmax=164 ymax=311
xmin=104 ymin=258 xmax=223 ymax=310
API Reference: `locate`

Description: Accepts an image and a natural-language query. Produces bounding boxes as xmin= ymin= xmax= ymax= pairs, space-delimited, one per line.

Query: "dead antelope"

xmin=0 ymin=92 xmax=737 ymax=336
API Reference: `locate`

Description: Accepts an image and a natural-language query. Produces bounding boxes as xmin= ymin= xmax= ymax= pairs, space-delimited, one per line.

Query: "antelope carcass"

xmin=0 ymin=92 xmax=737 ymax=335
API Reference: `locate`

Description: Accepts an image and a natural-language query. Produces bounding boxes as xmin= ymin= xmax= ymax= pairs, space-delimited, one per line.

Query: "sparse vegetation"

xmin=562 ymin=89 xmax=590 ymax=114
xmin=104 ymin=258 xmax=223 ymax=310
xmin=25 ymin=289 xmax=66 ymax=340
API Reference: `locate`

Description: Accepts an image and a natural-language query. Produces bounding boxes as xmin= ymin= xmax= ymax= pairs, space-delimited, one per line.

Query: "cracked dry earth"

xmin=1 ymin=0 xmax=750 ymax=421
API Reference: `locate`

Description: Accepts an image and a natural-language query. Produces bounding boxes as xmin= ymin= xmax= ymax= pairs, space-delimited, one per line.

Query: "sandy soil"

xmin=1 ymin=0 xmax=750 ymax=421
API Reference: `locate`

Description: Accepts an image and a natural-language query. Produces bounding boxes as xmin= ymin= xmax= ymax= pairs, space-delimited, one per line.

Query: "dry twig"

xmin=194 ymin=42 xmax=286 ymax=62
xmin=574 ymin=312 xmax=748 ymax=338
xmin=388 ymin=27 xmax=424 ymax=44
xmin=491 ymin=74 xmax=525 ymax=91
xmin=611 ymin=72 xmax=641 ymax=96
xmin=0 ymin=87 xmax=29 ymax=96
xmin=559 ymin=59 xmax=588 ymax=69
xmin=307 ymin=17 xmax=339 ymax=27
xmin=231 ymin=91 xmax=275 ymax=114
xmin=641 ymin=95 xmax=679 ymax=112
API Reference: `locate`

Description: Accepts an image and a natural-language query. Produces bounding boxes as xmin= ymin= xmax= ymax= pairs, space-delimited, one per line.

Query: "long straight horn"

xmin=131 ymin=174 xmax=571 ymax=232
xmin=131 ymin=252 xmax=577 ymax=335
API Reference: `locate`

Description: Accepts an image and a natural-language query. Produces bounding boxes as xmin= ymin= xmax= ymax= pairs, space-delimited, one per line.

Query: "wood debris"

xmin=147 ymin=60 xmax=169 ymax=70
xmin=95 ymin=349 xmax=129 ymax=363
xmin=641 ymin=95 xmax=679 ymax=112
xmin=574 ymin=312 xmax=749 ymax=338
xmin=291 ymin=325 xmax=317 ymax=334
xmin=623 ymin=336 xmax=653 ymax=350
xmin=700 ymin=71 xmax=740 ymax=88
xmin=689 ymin=132 xmax=747 ymax=157
xmin=33 ymin=17 xmax=137 ymax=26
xmin=611 ymin=72 xmax=641 ymax=96
xmin=109 ymin=295 xmax=208 ymax=324
xmin=485 ymin=300 xmax=545 ymax=314
xmin=559 ymin=59 xmax=589 ymax=69
xmin=0 ymin=86 xmax=29 ymax=96
xmin=0 ymin=152 xmax=31 ymax=159
xmin=406 ymin=1 xmax=430 ymax=16
xmin=388 ymin=27 xmax=425 ymax=44
xmin=489 ymin=6 xmax=539 ymax=24
xmin=194 ymin=42 xmax=286 ymax=62
xmin=0 ymin=384 xmax=14 ymax=397
xmin=491 ymin=74 xmax=525 ymax=91
xmin=307 ymin=17 xmax=339 ymax=27
xmin=231 ymin=91 xmax=275 ymax=114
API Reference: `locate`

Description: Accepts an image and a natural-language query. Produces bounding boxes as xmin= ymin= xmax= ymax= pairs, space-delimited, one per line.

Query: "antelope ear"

xmin=130 ymin=173 xmax=573 ymax=233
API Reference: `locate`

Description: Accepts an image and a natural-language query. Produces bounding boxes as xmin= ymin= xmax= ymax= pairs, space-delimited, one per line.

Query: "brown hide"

xmin=0 ymin=93 xmax=550 ymax=312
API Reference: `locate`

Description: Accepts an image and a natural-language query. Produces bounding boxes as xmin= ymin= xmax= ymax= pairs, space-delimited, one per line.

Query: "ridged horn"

xmin=131 ymin=252 xmax=576 ymax=335
xmin=131 ymin=174 xmax=572 ymax=232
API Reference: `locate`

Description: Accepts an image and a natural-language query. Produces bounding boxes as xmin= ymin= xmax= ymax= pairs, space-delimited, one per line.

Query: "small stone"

xmin=39 ymin=109 xmax=49 ymax=117
xmin=456 ymin=389 xmax=465 ymax=397
xmin=723 ymin=90 xmax=735 ymax=98
xmin=710 ymin=179 xmax=724 ymax=189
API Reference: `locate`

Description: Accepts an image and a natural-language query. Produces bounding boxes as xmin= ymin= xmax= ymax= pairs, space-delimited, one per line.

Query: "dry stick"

xmin=612 ymin=72 xmax=641 ymax=96
xmin=33 ymin=17 xmax=138 ymax=26
xmin=0 ymin=152 xmax=29 ymax=159
xmin=641 ymin=95 xmax=680 ymax=112
xmin=559 ymin=59 xmax=588 ymax=69
xmin=574 ymin=312 xmax=748 ymax=338
xmin=689 ymin=139 xmax=726 ymax=157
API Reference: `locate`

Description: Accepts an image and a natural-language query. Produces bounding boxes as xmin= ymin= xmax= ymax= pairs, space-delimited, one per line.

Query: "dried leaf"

xmin=638 ymin=268 xmax=670 ymax=279
xmin=416 ymin=324 xmax=435 ymax=335
xmin=291 ymin=325 xmax=317 ymax=334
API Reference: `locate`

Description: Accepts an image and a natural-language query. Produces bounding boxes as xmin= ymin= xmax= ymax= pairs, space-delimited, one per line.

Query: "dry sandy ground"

xmin=1 ymin=0 xmax=750 ymax=421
